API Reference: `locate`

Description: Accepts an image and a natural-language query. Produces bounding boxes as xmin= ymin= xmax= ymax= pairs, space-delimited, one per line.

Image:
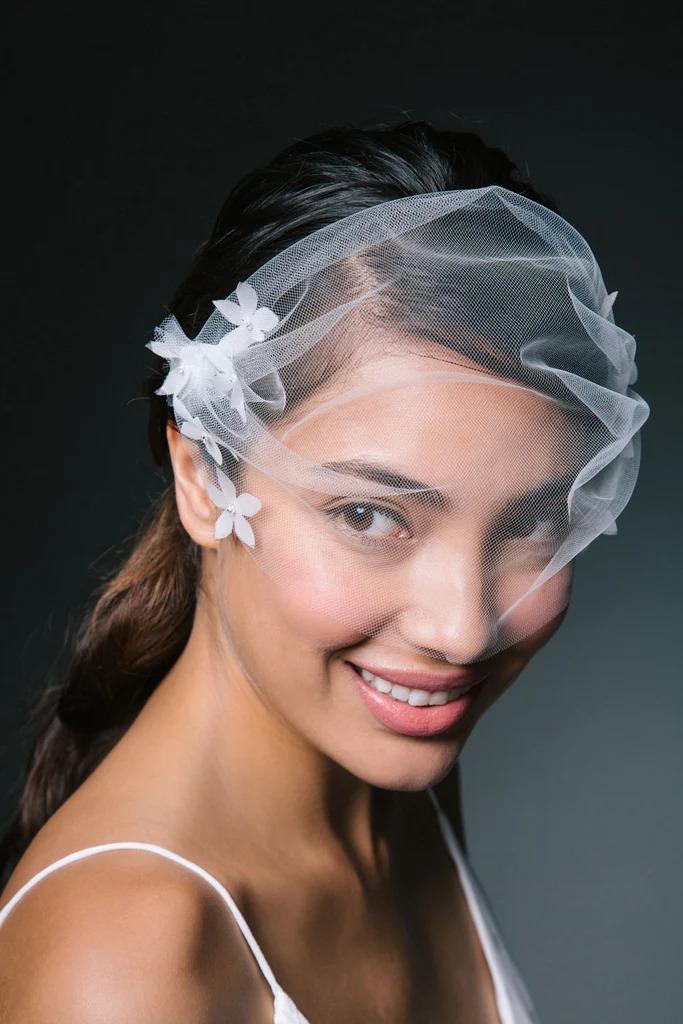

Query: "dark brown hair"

xmin=0 ymin=121 xmax=558 ymax=880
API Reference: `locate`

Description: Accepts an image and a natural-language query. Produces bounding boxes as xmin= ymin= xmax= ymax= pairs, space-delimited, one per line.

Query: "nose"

xmin=394 ymin=535 xmax=500 ymax=665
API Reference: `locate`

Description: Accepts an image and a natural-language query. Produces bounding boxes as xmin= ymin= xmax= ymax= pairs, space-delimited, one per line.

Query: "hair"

xmin=0 ymin=120 xmax=558 ymax=880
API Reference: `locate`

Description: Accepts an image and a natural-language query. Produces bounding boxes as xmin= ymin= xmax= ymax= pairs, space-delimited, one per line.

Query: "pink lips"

xmin=348 ymin=661 xmax=491 ymax=693
xmin=346 ymin=662 xmax=490 ymax=738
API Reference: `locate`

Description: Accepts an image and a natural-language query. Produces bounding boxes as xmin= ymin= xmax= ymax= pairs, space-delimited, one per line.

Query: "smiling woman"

xmin=0 ymin=122 xmax=648 ymax=1023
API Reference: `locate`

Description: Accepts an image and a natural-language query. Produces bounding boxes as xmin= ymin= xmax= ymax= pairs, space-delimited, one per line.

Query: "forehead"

xmin=279 ymin=339 xmax=576 ymax=493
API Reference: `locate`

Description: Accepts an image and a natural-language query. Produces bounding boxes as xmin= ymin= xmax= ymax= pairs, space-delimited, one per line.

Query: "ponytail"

xmin=0 ymin=487 xmax=199 ymax=879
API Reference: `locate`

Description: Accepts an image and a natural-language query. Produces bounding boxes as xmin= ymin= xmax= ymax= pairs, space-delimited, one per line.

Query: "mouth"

xmin=350 ymin=663 xmax=483 ymax=705
xmin=346 ymin=661 xmax=489 ymax=738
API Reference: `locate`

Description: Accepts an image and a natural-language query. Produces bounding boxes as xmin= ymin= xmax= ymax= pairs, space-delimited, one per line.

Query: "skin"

xmin=0 ymin=339 xmax=574 ymax=1023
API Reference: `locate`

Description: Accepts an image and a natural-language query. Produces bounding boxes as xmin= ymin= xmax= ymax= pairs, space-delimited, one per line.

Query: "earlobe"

xmin=166 ymin=423 xmax=219 ymax=549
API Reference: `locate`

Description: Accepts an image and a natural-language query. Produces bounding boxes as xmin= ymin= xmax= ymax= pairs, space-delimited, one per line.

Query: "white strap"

xmin=273 ymin=987 xmax=312 ymax=1023
xmin=427 ymin=788 xmax=540 ymax=1024
xmin=0 ymin=841 xmax=281 ymax=999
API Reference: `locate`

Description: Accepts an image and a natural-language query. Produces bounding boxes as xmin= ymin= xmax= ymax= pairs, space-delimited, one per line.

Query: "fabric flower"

xmin=213 ymin=281 xmax=279 ymax=356
xmin=173 ymin=397 xmax=224 ymax=465
xmin=203 ymin=346 xmax=247 ymax=423
xmin=225 ymin=366 xmax=247 ymax=423
xmin=153 ymin=343 xmax=210 ymax=397
xmin=206 ymin=467 xmax=262 ymax=547
xmin=150 ymin=318 xmax=225 ymax=400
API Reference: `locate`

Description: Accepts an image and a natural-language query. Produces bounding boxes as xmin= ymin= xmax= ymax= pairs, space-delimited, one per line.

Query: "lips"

xmin=346 ymin=661 xmax=491 ymax=693
xmin=346 ymin=661 xmax=486 ymax=738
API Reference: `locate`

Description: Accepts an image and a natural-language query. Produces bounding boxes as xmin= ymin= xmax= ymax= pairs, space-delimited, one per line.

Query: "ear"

xmin=166 ymin=423 xmax=219 ymax=549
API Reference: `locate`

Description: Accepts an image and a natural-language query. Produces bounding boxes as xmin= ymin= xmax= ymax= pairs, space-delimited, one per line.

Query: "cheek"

xmin=249 ymin=540 xmax=370 ymax=649
xmin=497 ymin=562 xmax=574 ymax=642
xmin=215 ymin=518 xmax=369 ymax=662
xmin=241 ymin=495 xmax=385 ymax=645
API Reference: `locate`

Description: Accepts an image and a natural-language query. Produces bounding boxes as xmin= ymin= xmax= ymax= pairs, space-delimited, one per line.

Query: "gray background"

xmin=2 ymin=1 xmax=680 ymax=1020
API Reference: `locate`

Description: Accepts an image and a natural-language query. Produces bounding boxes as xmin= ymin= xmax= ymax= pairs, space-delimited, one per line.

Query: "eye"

xmin=505 ymin=502 xmax=570 ymax=542
xmin=327 ymin=502 xmax=412 ymax=542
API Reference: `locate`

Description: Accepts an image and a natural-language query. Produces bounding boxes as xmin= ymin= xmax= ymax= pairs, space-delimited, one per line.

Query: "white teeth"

xmin=356 ymin=666 xmax=478 ymax=706
xmin=361 ymin=668 xmax=391 ymax=693
xmin=450 ymin=681 xmax=477 ymax=697
xmin=390 ymin=685 xmax=411 ymax=702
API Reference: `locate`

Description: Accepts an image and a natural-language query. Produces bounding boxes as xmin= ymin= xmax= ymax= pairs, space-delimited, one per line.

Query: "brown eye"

xmin=342 ymin=505 xmax=375 ymax=531
xmin=332 ymin=503 xmax=412 ymax=540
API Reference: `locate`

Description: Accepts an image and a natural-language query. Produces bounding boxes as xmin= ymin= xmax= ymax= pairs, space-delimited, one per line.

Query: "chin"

xmin=333 ymin=728 xmax=470 ymax=793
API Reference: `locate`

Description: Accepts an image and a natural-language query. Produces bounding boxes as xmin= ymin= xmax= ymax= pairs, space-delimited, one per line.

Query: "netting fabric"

xmin=149 ymin=185 xmax=649 ymax=663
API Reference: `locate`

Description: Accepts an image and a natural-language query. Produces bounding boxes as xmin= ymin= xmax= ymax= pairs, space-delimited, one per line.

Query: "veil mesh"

xmin=149 ymin=185 xmax=649 ymax=664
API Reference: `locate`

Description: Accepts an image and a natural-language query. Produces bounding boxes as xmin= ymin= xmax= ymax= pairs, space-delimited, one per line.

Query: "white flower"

xmin=225 ymin=367 xmax=247 ymax=423
xmin=213 ymin=282 xmax=279 ymax=356
xmin=206 ymin=467 xmax=262 ymax=547
xmin=173 ymin=397 xmax=224 ymax=465
xmin=149 ymin=294 xmax=276 ymax=422
xmin=203 ymin=346 xmax=248 ymax=423
xmin=150 ymin=319 xmax=224 ymax=399
xmin=153 ymin=343 xmax=210 ymax=397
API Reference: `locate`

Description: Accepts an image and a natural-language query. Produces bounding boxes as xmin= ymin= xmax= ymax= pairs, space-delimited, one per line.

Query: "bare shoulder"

xmin=0 ymin=848 xmax=270 ymax=1022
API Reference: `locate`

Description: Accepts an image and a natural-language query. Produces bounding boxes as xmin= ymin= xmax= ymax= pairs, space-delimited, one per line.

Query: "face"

xmin=204 ymin=339 xmax=576 ymax=791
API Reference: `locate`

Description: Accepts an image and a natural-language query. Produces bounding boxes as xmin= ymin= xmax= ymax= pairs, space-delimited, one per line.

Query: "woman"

xmin=0 ymin=122 xmax=648 ymax=1022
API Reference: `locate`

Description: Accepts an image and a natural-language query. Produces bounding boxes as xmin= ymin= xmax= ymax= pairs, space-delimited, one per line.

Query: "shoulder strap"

xmin=0 ymin=841 xmax=282 ymax=1000
xmin=427 ymin=787 xmax=540 ymax=1024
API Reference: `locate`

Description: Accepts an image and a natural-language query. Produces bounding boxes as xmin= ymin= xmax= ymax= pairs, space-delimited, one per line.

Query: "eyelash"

xmin=325 ymin=502 xmax=413 ymax=545
xmin=323 ymin=499 xmax=570 ymax=548
xmin=504 ymin=503 xmax=570 ymax=542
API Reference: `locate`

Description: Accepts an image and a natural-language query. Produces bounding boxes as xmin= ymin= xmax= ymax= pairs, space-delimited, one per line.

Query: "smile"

xmin=350 ymin=665 xmax=480 ymax=706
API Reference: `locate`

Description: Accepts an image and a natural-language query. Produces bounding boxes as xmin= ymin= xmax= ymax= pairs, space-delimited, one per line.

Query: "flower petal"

xmin=215 ymin=467 xmax=236 ymax=502
xmin=173 ymin=396 xmax=192 ymax=423
xmin=149 ymin=339 xmax=175 ymax=358
xmin=236 ymin=281 xmax=258 ymax=316
xmin=214 ymin=510 xmax=235 ymax=540
xmin=253 ymin=307 xmax=279 ymax=333
xmin=234 ymin=513 xmax=255 ymax=547
xmin=220 ymin=326 xmax=252 ymax=356
xmin=204 ymin=434 xmax=223 ymax=465
xmin=235 ymin=492 xmax=261 ymax=517
xmin=203 ymin=345 xmax=233 ymax=374
xmin=230 ymin=377 xmax=247 ymax=423
xmin=180 ymin=420 xmax=202 ymax=440
xmin=206 ymin=483 xmax=228 ymax=508
xmin=213 ymin=298 xmax=244 ymax=326
xmin=158 ymin=365 xmax=186 ymax=395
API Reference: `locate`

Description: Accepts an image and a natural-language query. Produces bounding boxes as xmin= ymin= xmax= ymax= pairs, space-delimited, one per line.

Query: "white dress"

xmin=0 ymin=788 xmax=541 ymax=1023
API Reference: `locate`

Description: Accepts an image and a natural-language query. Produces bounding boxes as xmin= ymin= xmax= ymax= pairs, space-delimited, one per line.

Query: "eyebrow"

xmin=320 ymin=458 xmax=576 ymax=512
xmin=321 ymin=459 xmax=450 ymax=509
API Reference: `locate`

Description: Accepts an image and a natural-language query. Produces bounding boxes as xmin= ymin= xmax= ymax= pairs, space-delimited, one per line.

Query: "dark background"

xmin=2 ymin=2 xmax=681 ymax=1020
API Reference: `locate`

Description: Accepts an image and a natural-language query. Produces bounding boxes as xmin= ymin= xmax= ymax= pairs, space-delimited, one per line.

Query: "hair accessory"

xmin=206 ymin=468 xmax=262 ymax=546
xmin=172 ymin=397 xmax=225 ymax=465
xmin=213 ymin=281 xmax=280 ymax=353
